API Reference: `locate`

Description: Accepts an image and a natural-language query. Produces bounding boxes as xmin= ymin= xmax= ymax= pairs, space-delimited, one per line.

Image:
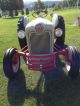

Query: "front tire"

xmin=3 ymin=48 xmax=20 ymax=79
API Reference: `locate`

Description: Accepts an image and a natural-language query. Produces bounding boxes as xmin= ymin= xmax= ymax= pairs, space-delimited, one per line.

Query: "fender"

xmin=52 ymin=14 xmax=59 ymax=27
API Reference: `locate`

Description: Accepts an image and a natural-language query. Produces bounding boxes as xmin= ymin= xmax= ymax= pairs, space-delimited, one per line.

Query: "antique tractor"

xmin=3 ymin=9 xmax=80 ymax=79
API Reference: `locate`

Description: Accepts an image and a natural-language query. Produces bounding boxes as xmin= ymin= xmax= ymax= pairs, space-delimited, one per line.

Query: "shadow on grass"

xmin=41 ymin=76 xmax=80 ymax=106
xmin=26 ymin=57 xmax=80 ymax=106
xmin=32 ymin=57 xmax=80 ymax=106
xmin=7 ymin=57 xmax=80 ymax=106
xmin=28 ymin=57 xmax=66 ymax=106
xmin=7 ymin=69 xmax=26 ymax=106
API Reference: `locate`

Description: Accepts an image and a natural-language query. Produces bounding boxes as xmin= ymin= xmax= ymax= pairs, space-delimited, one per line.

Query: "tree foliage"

xmin=0 ymin=0 xmax=24 ymax=11
xmin=34 ymin=0 xmax=45 ymax=11
xmin=0 ymin=0 xmax=24 ymax=17
xmin=0 ymin=0 xmax=9 ymax=11
xmin=63 ymin=0 xmax=80 ymax=7
xmin=53 ymin=2 xmax=62 ymax=10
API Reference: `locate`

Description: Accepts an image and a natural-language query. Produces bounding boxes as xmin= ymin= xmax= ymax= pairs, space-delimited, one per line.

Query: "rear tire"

xmin=66 ymin=46 xmax=80 ymax=79
xmin=17 ymin=18 xmax=27 ymax=49
xmin=3 ymin=48 xmax=20 ymax=79
xmin=55 ymin=16 xmax=65 ymax=48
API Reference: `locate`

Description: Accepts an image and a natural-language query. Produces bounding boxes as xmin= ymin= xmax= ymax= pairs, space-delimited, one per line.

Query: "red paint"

xmin=15 ymin=48 xmax=69 ymax=72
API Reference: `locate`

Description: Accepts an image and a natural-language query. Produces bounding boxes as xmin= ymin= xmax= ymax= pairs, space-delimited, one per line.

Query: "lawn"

xmin=0 ymin=8 xmax=80 ymax=106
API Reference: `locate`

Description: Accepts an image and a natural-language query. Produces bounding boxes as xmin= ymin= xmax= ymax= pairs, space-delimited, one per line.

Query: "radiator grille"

xmin=30 ymin=32 xmax=50 ymax=54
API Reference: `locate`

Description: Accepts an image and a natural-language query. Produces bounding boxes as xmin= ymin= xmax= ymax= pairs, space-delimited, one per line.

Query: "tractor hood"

xmin=25 ymin=17 xmax=54 ymax=34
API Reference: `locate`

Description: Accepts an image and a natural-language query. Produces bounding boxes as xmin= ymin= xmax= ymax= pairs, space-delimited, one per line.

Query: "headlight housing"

xmin=55 ymin=28 xmax=63 ymax=37
xmin=18 ymin=30 xmax=25 ymax=39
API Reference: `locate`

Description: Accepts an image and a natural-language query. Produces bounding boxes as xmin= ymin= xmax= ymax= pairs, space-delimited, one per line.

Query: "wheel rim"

xmin=66 ymin=62 xmax=71 ymax=72
xmin=12 ymin=55 xmax=19 ymax=73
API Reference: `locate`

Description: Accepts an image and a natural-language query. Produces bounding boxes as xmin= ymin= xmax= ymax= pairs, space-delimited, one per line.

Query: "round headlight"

xmin=18 ymin=30 xmax=25 ymax=39
xmin=55 ymin=28 xmax=63 ymax=37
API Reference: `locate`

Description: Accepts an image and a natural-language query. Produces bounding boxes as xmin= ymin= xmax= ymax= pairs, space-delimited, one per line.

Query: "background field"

xmin=0 ymin=8 xmax=80 ymax=106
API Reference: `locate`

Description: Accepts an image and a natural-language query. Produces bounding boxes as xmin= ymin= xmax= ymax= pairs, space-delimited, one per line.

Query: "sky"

xmin=23 ymin=0 xmax=63 ymax=3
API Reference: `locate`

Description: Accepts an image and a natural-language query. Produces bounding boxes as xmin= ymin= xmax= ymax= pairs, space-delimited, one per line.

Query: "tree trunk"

xmin=9 ymin=10 xmax=13 ymax=17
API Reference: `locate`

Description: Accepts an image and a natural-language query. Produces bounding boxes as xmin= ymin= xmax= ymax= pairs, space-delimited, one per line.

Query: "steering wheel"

xmin=32 ymin=9 xmax=48 ymax=18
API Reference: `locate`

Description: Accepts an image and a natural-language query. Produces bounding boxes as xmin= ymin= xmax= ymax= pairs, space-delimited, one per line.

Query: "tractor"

xmin=3 ymin=7 xmax=80 ymax=80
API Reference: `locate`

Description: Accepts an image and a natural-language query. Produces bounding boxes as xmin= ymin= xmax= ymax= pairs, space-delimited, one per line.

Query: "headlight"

xmin=55 ymin=28 xmax=63 ymax=37
xmin=18 ymin=30 xmax=25 ymax=39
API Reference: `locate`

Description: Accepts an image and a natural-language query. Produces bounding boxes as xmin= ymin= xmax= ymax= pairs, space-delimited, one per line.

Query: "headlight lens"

xmin=18 ymin=30 xmax=25 ymax=39
xmin=55 ymin=28 xmax=63 ymax=37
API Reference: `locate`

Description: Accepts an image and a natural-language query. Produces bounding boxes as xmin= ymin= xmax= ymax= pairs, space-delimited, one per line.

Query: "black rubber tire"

xmin=17 ymin=18 xmax=27 ymax=49
xmin=18 ymin=37 xmax=27 ymax=49
xmin=17 ymin=19 xmax=25 ymax=31
xmin=55 ymin=16 xmax=65 ymax=48
xmin=3 ymin=48 xmax=20 ymax=79
xmin=66 ymin=46 xmax=80 ymax=79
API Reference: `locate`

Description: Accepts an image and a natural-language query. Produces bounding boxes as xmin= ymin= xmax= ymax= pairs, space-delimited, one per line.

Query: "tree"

xmin=16 ymin=0 xmax=24 ymax=10
xmin=26 ymin=8 xmax=29 ymax=15
xmin=21 ymin=9 xmax=24 ymax=15
xmin=0 ymin=0 xmax=24 ymax=17
xmin=34 ymin=0 xmax=45 ymax=12
xmin=64 ymin=0 xmax=80 ymax=7
xmin=53 ymin=2 xmax=62 ymax=10
xmin=0 ymin=0 xmax=9 ymax=11
xmin=0 ymin=0 xmax=1 ymax=8
xmin=15 ymin=10 xmax=18 ymax=16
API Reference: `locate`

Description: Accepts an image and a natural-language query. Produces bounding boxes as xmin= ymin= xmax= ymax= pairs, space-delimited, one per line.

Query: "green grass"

xmin=0 ymin=8 xmax=80 ymax=106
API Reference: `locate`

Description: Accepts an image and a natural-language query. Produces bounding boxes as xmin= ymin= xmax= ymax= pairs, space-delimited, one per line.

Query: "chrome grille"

xmin=30 ymin=32 xmax=50 ymax=54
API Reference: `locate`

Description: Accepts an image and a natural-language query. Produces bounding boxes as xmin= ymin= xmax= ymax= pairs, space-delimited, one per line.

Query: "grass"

xmin=0 ymin=8 xmax=80 ymax=106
